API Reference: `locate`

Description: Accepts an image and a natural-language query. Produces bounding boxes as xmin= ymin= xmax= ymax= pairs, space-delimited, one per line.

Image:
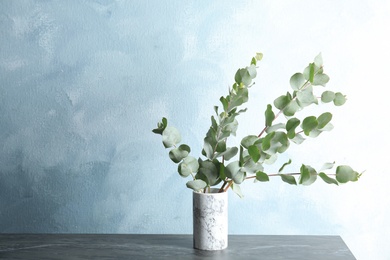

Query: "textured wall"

xmin=1 ymin=1 xmax=389 ymax=259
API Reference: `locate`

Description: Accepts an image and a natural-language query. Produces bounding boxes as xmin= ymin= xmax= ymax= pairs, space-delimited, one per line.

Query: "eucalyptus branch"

xmin=153 ymin=53 xmax=360 ymax=196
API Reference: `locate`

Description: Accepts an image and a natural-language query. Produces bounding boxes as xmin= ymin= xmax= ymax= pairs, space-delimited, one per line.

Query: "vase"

xmin=193 ymin=188 xmax=228 ymax=250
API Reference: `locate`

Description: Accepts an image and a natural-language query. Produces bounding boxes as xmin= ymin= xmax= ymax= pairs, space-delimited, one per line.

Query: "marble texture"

xmin=0 ymin=234 xmax=356 ymax=259
xmin=193 ymin=189 xmax=228 ymax=250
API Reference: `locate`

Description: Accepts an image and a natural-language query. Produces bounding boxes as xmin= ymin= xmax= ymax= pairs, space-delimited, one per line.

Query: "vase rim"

xmin=193 ymin=188 xmax=226 ymax=195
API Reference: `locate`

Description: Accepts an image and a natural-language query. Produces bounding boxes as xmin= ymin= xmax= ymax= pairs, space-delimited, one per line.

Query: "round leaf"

xmin=301 ymin=116 xmax=318 ymax=136
xmin=225 ymin=161 xmax=245 ymax=184
xmin=286 ymin=118 xmax=300 ymax=139
xmin=321 ymin=91 xmax=335 ymax=103
xmin=334 ymin=92 xmax=347 ymax=106
xmin=336 ymin=165 xmax=359 ymax=183
xmin=162 ymin=126 xmax=181 ymax=148
xmin=313 ymin=73 xmax=330 ymax=86
xmin=186 ymin=179 xmax=207 ymax=192
xmin=169 ymin=144 xmax=190 ymax=163
xmin=290 ymin=73 xmax=306 ymax=91
xmin=178 ymin=156 xmax=199 ymax=177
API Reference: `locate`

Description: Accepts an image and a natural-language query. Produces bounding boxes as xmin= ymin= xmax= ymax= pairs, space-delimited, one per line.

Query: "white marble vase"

xmin=193 ymin=188 xmax=228 ymax=250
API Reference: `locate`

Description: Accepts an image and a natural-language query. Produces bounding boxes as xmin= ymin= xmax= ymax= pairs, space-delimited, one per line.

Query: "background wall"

xmin=1 ymin=0 xmax=389 ymax=259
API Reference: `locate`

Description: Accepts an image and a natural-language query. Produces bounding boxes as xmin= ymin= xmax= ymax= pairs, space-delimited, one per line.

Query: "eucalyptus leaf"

xmin=278 ymin=159 xmax=292 ymax=173
xmin=319 ymin=172 xmax=338 ymax=185
xmin=231 ymin=183 xmax=244 ymax=198
xmin=313 ymin=73 xmax=330 ymax=86
xmin=302 ymin=116 xmax=318 ymax=136
xmin=336 ymin=165 xmax=359 ymax=183
xmin=248 ymin=145 xmax=260 ymax=163
xmin=283 ymin=99 xmax=300 ymax=116
xmin=290 ymin=133 xmax=305 ymax=144
xmin=225 ymin=161 xmax=245 ymax=184
xmin=290 ymin=73 xmax=306 ymax=91
xmin=296 ymin=86 xmax=318 ymax=107
xmin=217 ymin=147 xmax=238 ymax=161
xmin=178 ymin=156 xmax=199 ymax=177
xmin=162 ymin=126 xmax=181 ymax=148
xmin=198 ymin=160 xmax=220 ymax=186
xmin=299 ymin=164 xmax=317 ymax=185
xmin=320 ymin=162 xmax=335 ymax=171
xmin=334 ymin=92 xmax=347 ymax=106
xmin=314 ymin=53 xmax=323 ymax=67
xmin=317 ymin=112 xmax=332 ymax=129
xmin=274 ymin=93 xmax=292 ymax=110
xmin=280 ymin=174 xmax=297 ymax=185
xmin=265 ymin=104 xmax=275 ymax=127
xmin=256 ymin=171 xmax=270 ymax=182
xmin=321 ymin=91 xmax=335 ymax=103
xmin=286 ymin=118 xmax=300 ymax=139
xmin=241 ymin=135 xmax=259 ymax=149
xmin=186 ymin=179 xmax=207 ymax=192
xmin=152 ymin=117 xmax=168 ymax=135
xmin=169 ymin=144 xmax=191 ymax=163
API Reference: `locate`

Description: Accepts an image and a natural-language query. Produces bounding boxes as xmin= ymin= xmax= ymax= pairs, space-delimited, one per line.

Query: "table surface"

xmin=0 ymin=234 xmax=356 ymax=260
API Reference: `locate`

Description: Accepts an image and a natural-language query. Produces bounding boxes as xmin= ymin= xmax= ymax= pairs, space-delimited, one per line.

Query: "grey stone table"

xmin=0 ymin=234 xmax=356 ymax=259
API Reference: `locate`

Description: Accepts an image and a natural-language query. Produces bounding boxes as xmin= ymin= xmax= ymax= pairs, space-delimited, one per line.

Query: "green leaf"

xmin=178 ymin=156 xmax=199 ymax=177
xmin=296 ymin=86 xmax=318 ymax=107
xmin=218 ymin=147 xmax=238 ymax=161
xmin=251 ymin=57 xmax=257 ymax=66
xmin=152 ymin=117 xmax=168 ymax=135
xmin=299 ymin=164 xmax=317 ymax=185
xmin=256 ymin=52 xmax=263 ymax=61
xmin=280 ymin=174 xmax=297 ymax=185
xmin=301 ymin=116 xmax=318 ymax=136
xmin=256 ymin=171 xmax=269 ymax=182
xmin=317 ymin=112 xmax=332 ymax=129
xmin=266 ymin=123 xmax=286 ymax=133
xmin=286 ymin=118 xmax=300 ymax=139
xmin=319 ymin=172 xmax=339 ymax=185
xmin=162 ymin=126 xmax=181 ymax=148
xmin=198 ymin=160 xmax=220 ymax=186
xmin=321 ymin=91 xmax=335 ymax=103
xmin=283 ymin=99 xmax=300 ymax=116
xmin=274 ymin=93 xmax=292 ymax=110
xmin=290 ymin=133 xmax=305 ymax=144
xmin=309 ymin=63 xmax=315 ymax=83
xmin=225 ymin=161 xmax=245 ymax=184
xmin=169 ymin=144 xmax=191 ymax=163
xmin=261 ymin=132 xmax=275 ymax=151
xmin=247 ymin=64 xmax=257 ymax=78
xmin=314 ymin=53 xmax=323 ymax=67
xmin=334 ymin=92 xmax=347 ymax=106
xmin=241 ymin=135 xmax=259 ymax=149
xmin=220 ymin=96 xmax=229 ymax=112
xmin=231 ymin=183 xmax=244 ymax=198
xmin=278 ymin=159 xmax=292 ymax=173
xmin=186 ymin=179 xmax=207 ymax=192
xmin=320 ymin=162 xmax=335 ymax=171
xmin=265 ymin=104 xmax=275 ymax=127
xmin=290 ymin=73 xmax=306 ymax=91
xmin=235 ymin=68 xmax=252 ymax=86
xmin=313 ymin=73 xmax=330 ymax=86
xmin=336 ymin=165 xmax=359 ymax=183
xmin=248 ymin=145 xmax=260 ymax=163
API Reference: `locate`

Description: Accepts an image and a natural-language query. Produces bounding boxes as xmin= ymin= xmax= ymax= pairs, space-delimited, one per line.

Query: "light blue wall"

xmin=1 ymin=1 xmax=389 ymax=259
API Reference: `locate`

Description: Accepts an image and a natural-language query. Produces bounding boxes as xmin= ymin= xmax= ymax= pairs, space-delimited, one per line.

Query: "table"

xmin=0 ymin=234 xmax=356 ymax=259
